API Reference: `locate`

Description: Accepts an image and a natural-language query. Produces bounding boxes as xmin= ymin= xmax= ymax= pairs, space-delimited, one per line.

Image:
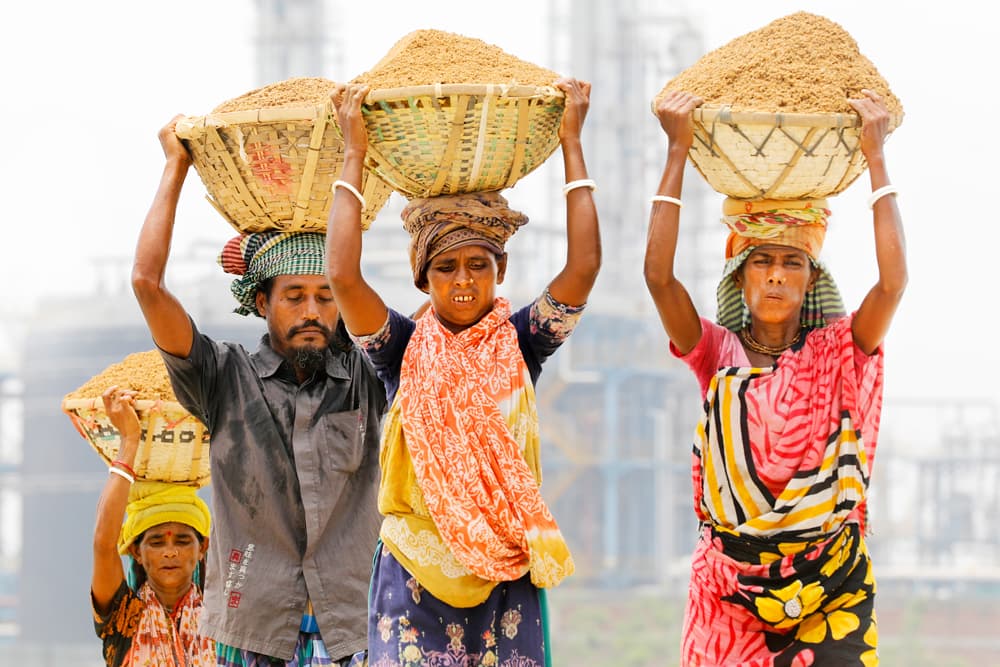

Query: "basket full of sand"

xmin=352 ymin=30 xmax=566 ymax=198
xmin=175 ymin=77 xmax=393 ymax=233
xmin=62 ymin=351 xmax=211 ymax=487
xmin=655 ymin=12 xmax=904 ymax=200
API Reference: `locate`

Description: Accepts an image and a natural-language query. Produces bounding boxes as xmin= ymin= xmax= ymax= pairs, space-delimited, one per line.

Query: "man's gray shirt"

xmin=161 ymin=319 xmax=386 ymax=660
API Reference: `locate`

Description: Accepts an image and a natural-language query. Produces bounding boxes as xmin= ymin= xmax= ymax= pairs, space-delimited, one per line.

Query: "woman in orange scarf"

xmin=644 ymin=89 xmax=905 ymax=666
xmin=326 ymin=77 xmax=600 ymax=667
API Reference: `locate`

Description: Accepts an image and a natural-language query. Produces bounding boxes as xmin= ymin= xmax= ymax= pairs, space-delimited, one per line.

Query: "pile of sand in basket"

xmin=65 ymin=350 xmax=176 ymax=402
xmin=352 ymin=29 xmax=560 ymax=88
xmin=657 ymin=12 xmax=902 ymax=116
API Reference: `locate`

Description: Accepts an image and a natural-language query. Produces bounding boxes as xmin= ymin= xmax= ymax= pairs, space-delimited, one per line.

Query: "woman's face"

xmin=423 ymin=244 xmax=506 ymax=333
xmin=130 ymin=521 xmax=207 ymax=592
xmin=735 ymin=245 xmax=817 ymax=326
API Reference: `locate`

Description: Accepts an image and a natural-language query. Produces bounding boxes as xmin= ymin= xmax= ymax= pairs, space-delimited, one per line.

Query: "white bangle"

xmin=108 ymin=466 xmax=135 ymax=484
xmin=334 ymin=180 xmax=367 ymax=211
xmin=562 ymin=179 xmax=597 ymax=196
xmin=650 ymin=195 xmax=683 ymax=208
xmin=867 ymin=185 xmax=898 ymax=210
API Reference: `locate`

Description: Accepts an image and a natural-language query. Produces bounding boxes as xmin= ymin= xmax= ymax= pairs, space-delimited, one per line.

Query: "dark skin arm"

xmin=848 ymin=90 xmax=907 ymax=354
xmin=643 ymin=90 xmax=705 ymax=355
xmin=327 ymin=78 xmax=601 ymax=330
xmin=545 ymin=78 xmax=602 ymax=307
xmin=131 ymin=117 xmax=195 ymax=358
xmin=91 ymin=387 xmax=141 ymax=614
xmin=646 ymin=90 xmax=907 ymax=356
xmin=325 ymin=83 xmax=391 ymax=337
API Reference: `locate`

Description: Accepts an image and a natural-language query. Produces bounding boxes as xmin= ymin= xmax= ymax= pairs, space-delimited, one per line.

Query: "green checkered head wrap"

xmin=715 ymin=197 xmax=846 ymax=332
xmin=716 ymin=249 xmax=846 ymax=333
xmin=218 ymin=232 xmax=326 ymax=317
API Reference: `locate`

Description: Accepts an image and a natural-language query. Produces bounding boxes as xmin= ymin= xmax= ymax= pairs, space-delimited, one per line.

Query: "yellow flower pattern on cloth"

xmin=796 ymin=588 xmax=870 ymax=644
xmin=717 ymin=522 xmax=878 ymax=661
xmin=820 ymin=528 xmax=856 ymax=578
xmin=860 ymin=615 xmax=879 ymax=667
xmin=758 ymin=539 xmax=811 ymax=565
xmin=754 ymin=580 xmax=825 ymax=629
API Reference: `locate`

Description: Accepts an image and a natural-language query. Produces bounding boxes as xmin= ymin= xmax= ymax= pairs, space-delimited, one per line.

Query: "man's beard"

xmin=283 ymin=319 xmax=333 ymax=377
xmin=291 ymin=345 xmax=326 ymax=376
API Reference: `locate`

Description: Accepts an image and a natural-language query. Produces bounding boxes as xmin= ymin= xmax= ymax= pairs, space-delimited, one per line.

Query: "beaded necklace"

xmin=739 ymin=326 xmax=802 ymax=356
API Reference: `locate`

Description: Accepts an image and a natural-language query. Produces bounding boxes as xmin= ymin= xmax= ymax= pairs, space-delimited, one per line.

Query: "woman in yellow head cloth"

xmin=91 ymin=386 xmax=214 ymax=666
xmin=644 ymin=89 xmax=905 ymax=666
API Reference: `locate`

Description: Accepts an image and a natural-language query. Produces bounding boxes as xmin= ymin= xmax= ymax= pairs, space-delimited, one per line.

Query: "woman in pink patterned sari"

xmin=643 ymin=88 xmax=905 ymax=666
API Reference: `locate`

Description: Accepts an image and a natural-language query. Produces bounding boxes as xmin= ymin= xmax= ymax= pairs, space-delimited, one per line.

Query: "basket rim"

xmin=363 ymin=83 xmax=565 ymax=104
xmin=62 ymin=397 xmax=192 ymax=412
xmin=175 ymin=83 xmax=566 ymax=137
xmin=175 ymin=103 xmax=331 ymax=138
xmin=687 ymin=104 xmax=903 ymax=130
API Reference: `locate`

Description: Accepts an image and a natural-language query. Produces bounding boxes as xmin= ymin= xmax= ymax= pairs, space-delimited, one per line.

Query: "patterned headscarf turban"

xmin=118 ymin=481 xmax=211 ymax=555
xmin=401 ymin=191 xmax=528 ymax=289
xmin=716 ymin=198 xmax=846 ymax=332
xmin=218 ymin=232 xmax=326 ymax=317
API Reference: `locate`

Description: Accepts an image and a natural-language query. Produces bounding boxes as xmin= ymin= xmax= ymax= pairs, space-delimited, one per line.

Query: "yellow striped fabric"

xmin=697 ymin=366 xmax=870 ymax=539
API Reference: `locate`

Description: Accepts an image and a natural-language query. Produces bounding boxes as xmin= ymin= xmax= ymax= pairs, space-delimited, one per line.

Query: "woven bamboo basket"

xmin=359 ymin=84 xmax=565 ymax=198
xmin=683 ymin=105 xmax=903 ymax=200
xmin=62 ymin=397 xmax=211 ymax=488
xmin=175 ymin=102 xmax=394 ymax=232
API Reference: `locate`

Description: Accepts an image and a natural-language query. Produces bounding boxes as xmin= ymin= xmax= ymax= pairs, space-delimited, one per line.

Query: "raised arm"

xmin=131 ymin=117 xmax=195 ymax=358
xmin=325 ymin=83 xmax=390 ymax=336
xmin=546 ymin=78 xmax=602 ymax=307
xmin=643 ymin=91 xmax=704 ymax=354
xmin=849 ymin=90 xmax=907 ymax=354
xmin=91 ymin=387 xmax=141 ymax=613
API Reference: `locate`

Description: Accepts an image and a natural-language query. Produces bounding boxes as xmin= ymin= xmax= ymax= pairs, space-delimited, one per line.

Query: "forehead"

xmin=430 ymin=244 xmax=496 ymax=262
xmin=143 ymin=522 xmax=200 ymax=540
xmin=271 ymin=274 xmax=330 ymax=290
xmin=748 ymin=245 xmax=809 ymax=260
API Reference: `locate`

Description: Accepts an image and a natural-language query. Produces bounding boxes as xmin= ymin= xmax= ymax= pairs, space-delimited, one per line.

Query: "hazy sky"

xmin=2 ymin=0 xmax=997 ymax=413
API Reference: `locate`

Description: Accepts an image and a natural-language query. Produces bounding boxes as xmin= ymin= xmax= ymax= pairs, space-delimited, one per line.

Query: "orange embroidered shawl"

xmin=379 ymin=298 xmax=573 ymax=607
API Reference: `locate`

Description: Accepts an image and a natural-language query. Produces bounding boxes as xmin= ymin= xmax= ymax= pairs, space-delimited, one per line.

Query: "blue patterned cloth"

xmin=368 ymin=543 xmax=545 ymax=667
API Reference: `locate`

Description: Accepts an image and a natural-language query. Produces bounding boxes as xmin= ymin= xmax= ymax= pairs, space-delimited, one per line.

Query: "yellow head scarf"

xmin=118 ymin=481 xmax=211 ymax=555
xmin=716 ymin=198 xmax=846 ymax=332
xmin=721 ymin=197 xmax=830 ymax=260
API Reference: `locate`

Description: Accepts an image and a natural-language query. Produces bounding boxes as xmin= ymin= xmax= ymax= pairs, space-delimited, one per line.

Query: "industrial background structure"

xmin=1 ymin=0 xmax=997 ymax=663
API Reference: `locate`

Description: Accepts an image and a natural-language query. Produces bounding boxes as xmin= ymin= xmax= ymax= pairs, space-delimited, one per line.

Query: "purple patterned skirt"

xmin=368 ymin=543 xmax=545 ymax=667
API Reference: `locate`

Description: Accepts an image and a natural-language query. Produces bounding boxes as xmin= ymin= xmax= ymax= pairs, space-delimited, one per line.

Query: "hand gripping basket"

xmin=359 ymin=84 xmax=565 ymax=198
xmin=62 ymin=397 xmax=211 ymax=488
xmin=684 ymin=105 xmax=903 ymax=200
xmin=175 ymin=102 xmax=394 ymax=232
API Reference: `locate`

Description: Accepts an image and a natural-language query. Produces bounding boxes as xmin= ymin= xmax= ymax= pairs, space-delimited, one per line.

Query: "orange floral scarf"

xmin=397 ymin=297 xmax=574 ymax=587
xmin=130 ymin=582 xmax=214 ymax=666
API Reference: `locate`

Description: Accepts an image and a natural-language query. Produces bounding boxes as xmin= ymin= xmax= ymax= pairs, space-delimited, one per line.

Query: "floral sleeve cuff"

xmin=529 ymin=289 xmax=585 ymax=342
xmin=350 ymin=313 xmax=392 ymax=352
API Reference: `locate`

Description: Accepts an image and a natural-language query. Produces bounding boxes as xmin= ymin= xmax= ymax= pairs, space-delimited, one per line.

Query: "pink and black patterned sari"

xmin=678 ymin=315 xmax=884 ymax=666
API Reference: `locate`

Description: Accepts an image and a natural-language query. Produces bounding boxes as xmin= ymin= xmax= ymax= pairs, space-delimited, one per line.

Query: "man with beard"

xmin=129 ymin=116 xmax=386 ymax=667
